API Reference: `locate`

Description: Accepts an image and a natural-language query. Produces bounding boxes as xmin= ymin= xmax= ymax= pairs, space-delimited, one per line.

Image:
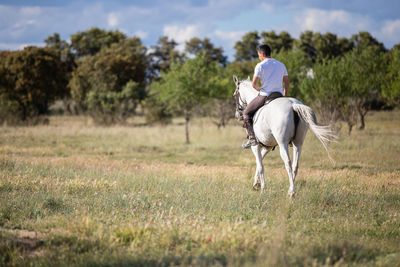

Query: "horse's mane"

xmin=240 ymin=79 xmax=252 ymax=89
xmin=239 ymin=79 xmax=258 ymax=96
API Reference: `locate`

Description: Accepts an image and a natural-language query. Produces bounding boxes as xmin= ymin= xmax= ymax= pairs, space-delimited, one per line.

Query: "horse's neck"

xmin=242 ymin=83 xmax=258 ymax=103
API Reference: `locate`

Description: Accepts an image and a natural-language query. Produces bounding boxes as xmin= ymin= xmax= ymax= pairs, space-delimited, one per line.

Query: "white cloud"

xmin=0 ymin=42 xmax=24 ymax=50
xmin=20 ymin=6 xmax=41 ymax=16
xmin=290 ymin=7 xmax=400 ymax=49
xmin=381 ymin=19 xmax=400 ymax=37
xmin=134 ymin=30 xmax=148 ymax=40
xmin=378 ymin=19 xmax=400 ymax=48
xmin=163 ymin=24 xmax=205 ymax=52
xmin=293 ymin=8 xmax=372 ymax=37
xmin=214 ymin=30 xmax=244 ymax=41
xmin=213 ymin=30 xmax=245 ymax=61
xmin=214 ymin=30 xmax=246 ymax=54
xmin=26 ymin=19 xmax=36 ymax=25
xmin=170 ymin=0 xmax=252 ymax=23
xmin=261 ymin=3 xmax=275 ymax=14
xmin=0 ymin=1 xmax=397 ymax=54
xmin=107 ymin=13 xmax=119 ymax=27
xmin=163 ymin=24 xmax=203 ymax=43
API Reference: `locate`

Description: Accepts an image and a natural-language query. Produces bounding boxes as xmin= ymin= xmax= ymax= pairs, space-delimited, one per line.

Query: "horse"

xmin=233 ymin=76 xmax=336 ymax=197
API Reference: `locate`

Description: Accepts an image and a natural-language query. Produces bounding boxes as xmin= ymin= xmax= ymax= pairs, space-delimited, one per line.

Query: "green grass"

xmin=0 ymin=111 xmax=400 ymax=266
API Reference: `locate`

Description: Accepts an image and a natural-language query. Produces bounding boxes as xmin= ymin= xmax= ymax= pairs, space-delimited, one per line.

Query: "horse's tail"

xmin=292 ymin=103 xmax=337 ymax=163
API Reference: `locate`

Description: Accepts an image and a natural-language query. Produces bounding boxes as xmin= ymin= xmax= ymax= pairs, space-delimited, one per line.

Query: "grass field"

xmin=1 ymin=110 xmax=399 ymax=266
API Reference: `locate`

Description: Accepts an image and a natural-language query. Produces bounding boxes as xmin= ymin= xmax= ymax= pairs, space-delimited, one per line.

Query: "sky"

xmin=1 ymin=0 xmax=400 ymax=60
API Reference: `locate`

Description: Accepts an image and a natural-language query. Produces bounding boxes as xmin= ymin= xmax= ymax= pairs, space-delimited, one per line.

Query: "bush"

xmin=86 ymin=81 xmax=144 ymax=125
xmin=69 ymin=38 xmax=147 ymax=124
xmin=0 ymin=47 xmax=69 ymax=124
xmin=142 ymin=94 xmax=173 ymax=125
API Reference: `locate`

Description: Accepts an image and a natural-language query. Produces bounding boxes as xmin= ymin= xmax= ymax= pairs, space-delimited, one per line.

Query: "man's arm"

xmin=283 ymin=75 xmax=289 ymax=96
xmin=252 ymin=76 xmax=261 ymax=91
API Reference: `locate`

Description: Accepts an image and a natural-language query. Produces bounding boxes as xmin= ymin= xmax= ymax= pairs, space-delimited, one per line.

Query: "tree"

xmin=69 ymin=37 xmax=148 ymax=124
xmin=44 ymin=33 xmax=77 ymax=113
xmin=274 ymin=48 xmax=310 ymax=99
xmin=45 ymin=33 xmax=73 ymax=61
xmin=384 ymin=47 xmax=400 ymax=105
xmin=260 ymin=31 xmax=294 ymax=53
xmin=234 ymin=31 xmax=260 ymax=61
xmin=148 ymin=36 xmax=182 ymax=80
xmin=70 ymin=27 xmax=126 ymax=57
xmin=185 ymin=37 xmax=227 ymax=66
xmin=345 ymin=47 xmax=387 ymax=129
xmin=86 ymin=80 xmax=144 ymax=124
xmin=44 ymin=32 xmax=75 ymax=69
xmin=205 ymin=65 xmax=235 ymax=128
xmin=295 ymin=31 xmax=318 ymax=61
xmin=0 ymin=47 xmax=69 ymax=123
xmin=298 ymin=44 xmax=389 ymax=134
xmin=392 ymin=43 xmax=400 ymax=51
xmin=150 ymin=53 xmax=217 ymax=143
xmin=337 ymin=37 xmax=354 ymax=57
xmin=312 ymin=32 xmax=341 ymax=59
xmin=295 ymin=31 xmax=354 ymax=61
xmin=298 ymin=57 xmax=354 ymax=132
xmin=142 ymin=93 xmax=173 ymax=125
xmin=350 ymin=31 xmax=386 ymax=53
xmin=226 ymin=60 xmax=256 ymax=80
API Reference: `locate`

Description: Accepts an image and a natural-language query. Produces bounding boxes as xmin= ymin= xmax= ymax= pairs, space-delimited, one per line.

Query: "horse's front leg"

xmin=251 ymin=145 xmax=265 ymax=191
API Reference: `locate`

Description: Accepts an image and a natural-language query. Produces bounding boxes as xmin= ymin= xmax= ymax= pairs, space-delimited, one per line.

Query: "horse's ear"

xmin=233 ymin=75 xmax=239 ymax=85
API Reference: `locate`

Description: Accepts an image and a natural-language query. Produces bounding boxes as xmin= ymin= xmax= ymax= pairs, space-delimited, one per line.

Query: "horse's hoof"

xmin=288 ymin=191 xmax=296 ymax=198
xmin=252 ymin=182 xmax=261 ymax=191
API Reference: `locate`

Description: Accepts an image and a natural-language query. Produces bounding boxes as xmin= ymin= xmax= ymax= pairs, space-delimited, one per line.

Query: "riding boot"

xmin=242 ymin=118 xmax=258 ymax=149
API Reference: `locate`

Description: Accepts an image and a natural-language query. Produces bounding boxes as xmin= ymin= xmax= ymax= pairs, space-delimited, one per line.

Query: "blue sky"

xmin=1 ymin=0 xmax=399 ymax=60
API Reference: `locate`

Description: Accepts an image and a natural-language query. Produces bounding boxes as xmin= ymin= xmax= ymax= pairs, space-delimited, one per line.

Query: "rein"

xmin=234 ymin=82 xmax=246 ymax=120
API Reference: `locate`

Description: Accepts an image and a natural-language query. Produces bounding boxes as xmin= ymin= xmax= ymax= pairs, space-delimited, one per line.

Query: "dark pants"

xmin=243 ymin=92 xmax=283 ymax=120
xmin=243 ymin=95 xmax=267 ymax=120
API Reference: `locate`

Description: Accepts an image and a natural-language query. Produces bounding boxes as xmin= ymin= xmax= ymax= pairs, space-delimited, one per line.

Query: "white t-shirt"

xmin=254 ymin=58 xmax=288 ymax=96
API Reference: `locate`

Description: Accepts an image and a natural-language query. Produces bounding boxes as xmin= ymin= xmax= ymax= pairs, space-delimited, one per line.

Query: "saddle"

xmin=264 ymin=92 xmax=283 ymax=105
xmin=244 ymin=92 xmax=284 ymax=123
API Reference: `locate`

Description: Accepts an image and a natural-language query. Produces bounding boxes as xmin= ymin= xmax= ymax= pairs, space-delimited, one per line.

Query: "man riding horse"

xmin=242 ymin=44 xmax=290 ymax=148
xmin=234 ymin=45 xmax=335 ymax=196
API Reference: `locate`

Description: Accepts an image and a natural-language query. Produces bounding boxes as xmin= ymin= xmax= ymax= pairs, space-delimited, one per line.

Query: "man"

xmin=242 ymin=44 xmax=290 ymax=149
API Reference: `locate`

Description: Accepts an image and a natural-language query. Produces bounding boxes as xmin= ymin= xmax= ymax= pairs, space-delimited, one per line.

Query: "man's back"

xmin=254 ymin=58 xmax=287 ymax=96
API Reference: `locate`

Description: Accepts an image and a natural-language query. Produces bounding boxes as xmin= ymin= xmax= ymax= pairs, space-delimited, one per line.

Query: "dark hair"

xmin=257 ymin=44 xmax=271 ymax=57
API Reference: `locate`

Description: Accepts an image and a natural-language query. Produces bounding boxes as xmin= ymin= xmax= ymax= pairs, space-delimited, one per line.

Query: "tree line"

xmin=0 ymin=27 xmax=399 ymax=140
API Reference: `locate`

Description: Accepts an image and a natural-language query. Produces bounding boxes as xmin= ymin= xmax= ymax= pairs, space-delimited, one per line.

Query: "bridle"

xmin=233 ymin=81 xmax=246 ymax=120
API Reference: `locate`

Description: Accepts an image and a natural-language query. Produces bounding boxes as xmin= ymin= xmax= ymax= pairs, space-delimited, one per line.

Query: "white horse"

xmin=233 ymin=76 xmax=336 ymax=197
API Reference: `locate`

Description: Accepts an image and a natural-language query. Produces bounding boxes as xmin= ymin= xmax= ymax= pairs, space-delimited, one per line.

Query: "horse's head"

xmin=233 ymin=75 xmax=245 ymax=121
xmin=233 ymin=75 xmax=254 ymax=120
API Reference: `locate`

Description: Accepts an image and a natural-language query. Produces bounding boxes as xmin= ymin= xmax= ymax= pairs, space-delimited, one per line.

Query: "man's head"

xmin=257 ymin=44 xmax=271 ymax=60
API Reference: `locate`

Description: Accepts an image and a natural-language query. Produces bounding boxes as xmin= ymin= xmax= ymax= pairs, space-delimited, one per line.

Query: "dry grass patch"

xmin=0 ymin=111 xmax=399 ymax=266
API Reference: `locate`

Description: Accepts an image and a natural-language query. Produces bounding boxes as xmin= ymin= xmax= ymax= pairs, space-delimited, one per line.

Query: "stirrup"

xmin=242 ymin=139 xmax=258 ymax=149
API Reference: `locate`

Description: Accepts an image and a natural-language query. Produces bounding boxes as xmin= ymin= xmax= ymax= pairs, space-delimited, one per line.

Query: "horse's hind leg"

xmin=278 ymin=143 xmax=295 ymax=197
xmin=292 ymin=124 xmax=307 ymax=183
xmin=291 ymin=144 xmax=302 ymax=182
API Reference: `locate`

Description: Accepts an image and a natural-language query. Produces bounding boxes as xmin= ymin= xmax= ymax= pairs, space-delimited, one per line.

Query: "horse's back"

xmin=253 ymin=97 xmax=302 ymax=145
xmin=255 ymin=97 xmax=300 ymax=123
